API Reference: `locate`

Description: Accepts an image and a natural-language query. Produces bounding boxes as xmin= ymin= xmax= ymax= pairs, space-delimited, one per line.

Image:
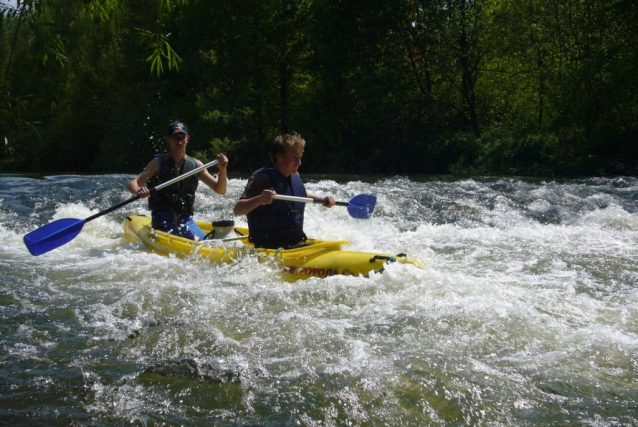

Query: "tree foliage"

xmin=0 ymin=0 xmax=636 ymax=175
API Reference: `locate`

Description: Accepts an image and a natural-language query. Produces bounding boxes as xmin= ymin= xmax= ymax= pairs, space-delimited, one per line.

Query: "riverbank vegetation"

xmin=0 ymin=0 xmax=636 ymax=176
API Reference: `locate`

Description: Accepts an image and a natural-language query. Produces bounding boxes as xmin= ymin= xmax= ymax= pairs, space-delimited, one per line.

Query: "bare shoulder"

xmin=143 ymin=157 xmax=161 ymax=173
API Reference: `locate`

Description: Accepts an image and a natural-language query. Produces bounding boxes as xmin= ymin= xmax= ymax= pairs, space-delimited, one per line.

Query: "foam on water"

xmin=1 ymin=174 xmax=637 ymax=425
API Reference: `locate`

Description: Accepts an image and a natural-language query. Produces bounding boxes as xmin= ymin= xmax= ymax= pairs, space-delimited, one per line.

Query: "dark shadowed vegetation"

xmin=0 ymin=0 xmax=636 ymax=176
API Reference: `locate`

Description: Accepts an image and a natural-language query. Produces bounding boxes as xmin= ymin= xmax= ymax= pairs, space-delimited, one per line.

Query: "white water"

xmin=1 ymin=174 xmax=637 ymax=425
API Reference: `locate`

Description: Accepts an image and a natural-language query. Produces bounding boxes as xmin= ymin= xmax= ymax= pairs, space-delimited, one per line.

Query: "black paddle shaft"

xmin=309 ymin=198 xmax=347 ymax=206
xmin=85 ymin=194 xmax=141 ymax=223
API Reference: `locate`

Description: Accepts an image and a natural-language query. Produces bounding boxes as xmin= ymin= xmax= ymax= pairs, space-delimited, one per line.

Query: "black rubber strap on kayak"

xmin=369 ymin=253 xmax=407 ymax=263
xmin=369 ymin=255 xmax=395 ymax=263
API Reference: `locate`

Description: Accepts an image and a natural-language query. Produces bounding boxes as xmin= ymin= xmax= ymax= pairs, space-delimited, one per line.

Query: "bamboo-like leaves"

xmin=84 ymin=0 xmax=120 ymax=23
xmin=33 ymin=32 xmax=68 ymax=67
xmin=137 ymin=28 xmax=183 ymax=78
xmin=135 ymin=0 xmax=189 ymax=77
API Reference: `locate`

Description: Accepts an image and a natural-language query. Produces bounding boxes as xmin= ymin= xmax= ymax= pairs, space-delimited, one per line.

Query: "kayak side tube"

xmin=123 ymin=215 xmax=423 ymax=280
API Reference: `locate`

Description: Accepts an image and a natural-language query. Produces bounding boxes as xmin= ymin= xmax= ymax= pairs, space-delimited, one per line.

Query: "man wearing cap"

xmin=127 ymin=121 xmax=229 ymax=240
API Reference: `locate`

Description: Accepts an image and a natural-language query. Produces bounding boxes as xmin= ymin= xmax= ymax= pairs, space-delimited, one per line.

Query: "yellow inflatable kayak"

xmin=123 ymin=215 xmax=422 ymax=281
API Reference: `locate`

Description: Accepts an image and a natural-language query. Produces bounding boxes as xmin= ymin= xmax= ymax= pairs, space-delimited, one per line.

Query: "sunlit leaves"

xmin=84 ymin=0 xmax=120 ymax=23
xmin=137 ymin=28 xmax=183 ymax=78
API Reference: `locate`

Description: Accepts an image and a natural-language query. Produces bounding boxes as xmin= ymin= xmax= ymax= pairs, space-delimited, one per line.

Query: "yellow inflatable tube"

xmin=123 ymin=215 xmax=422 ymax=281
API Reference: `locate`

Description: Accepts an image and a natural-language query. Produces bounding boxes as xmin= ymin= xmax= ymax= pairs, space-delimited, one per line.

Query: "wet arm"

xmin=233 ymin=189 xmax=275 ymax=216
xmin=197 ymin=153 xmax=228 ymax=195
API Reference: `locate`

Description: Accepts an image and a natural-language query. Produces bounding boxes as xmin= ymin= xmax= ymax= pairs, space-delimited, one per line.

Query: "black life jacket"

xmin=247 ymin=168 xmax=307 ymax=249
xmin=148 ymin=154 xmax=199 ymax=216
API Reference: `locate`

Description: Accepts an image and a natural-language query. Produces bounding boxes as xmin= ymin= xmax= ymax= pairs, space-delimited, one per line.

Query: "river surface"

xmin=1 ymin=173 xmax=637 ymax=426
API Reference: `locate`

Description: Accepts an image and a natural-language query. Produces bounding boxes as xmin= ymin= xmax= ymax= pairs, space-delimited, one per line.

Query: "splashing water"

xmin=0 ymin=173 xmax=637 ymax=425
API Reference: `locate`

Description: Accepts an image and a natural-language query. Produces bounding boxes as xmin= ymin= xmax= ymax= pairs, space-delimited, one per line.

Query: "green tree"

xmin=0 ymin=0 xmax=189 ymax=172
xmin=1 ymin=0 xmax=636 ymax=175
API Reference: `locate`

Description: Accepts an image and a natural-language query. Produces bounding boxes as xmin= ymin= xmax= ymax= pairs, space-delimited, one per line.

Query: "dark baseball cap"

xmin=167 ymin=121 xmax=188 ymax=135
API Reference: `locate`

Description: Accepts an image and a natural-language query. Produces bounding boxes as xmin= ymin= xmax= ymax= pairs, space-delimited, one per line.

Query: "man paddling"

xmin=233 ymin=133 xmax=335 ymax=249
xmin=128 ymin=121 xmax=229 ymax=240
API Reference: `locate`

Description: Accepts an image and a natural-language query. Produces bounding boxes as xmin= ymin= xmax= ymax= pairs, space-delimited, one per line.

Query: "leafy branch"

xmin=137 ymin=28 xmax=183 ymax=78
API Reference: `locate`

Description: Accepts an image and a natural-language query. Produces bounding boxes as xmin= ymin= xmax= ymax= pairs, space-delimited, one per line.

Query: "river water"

xmin=0 ymin=173 xmax=636 ymax=425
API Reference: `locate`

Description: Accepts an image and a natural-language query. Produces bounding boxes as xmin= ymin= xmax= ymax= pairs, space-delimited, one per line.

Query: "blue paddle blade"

xmin=347 ymin=194 xmax=377 ymax=219
xmin=23 ymin=218 xmax=86 ymax=256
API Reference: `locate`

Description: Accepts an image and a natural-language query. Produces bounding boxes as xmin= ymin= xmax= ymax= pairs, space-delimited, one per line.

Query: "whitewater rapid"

xmin=0 ymin=174 xmax=636 ymax=425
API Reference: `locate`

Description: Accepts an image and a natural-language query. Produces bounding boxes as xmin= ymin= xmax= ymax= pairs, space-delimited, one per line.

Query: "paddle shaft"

xmin=272 ymin=194 xmax=347 ymax=206
xmin=85 ymin=159 xmax=219 ymax=223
